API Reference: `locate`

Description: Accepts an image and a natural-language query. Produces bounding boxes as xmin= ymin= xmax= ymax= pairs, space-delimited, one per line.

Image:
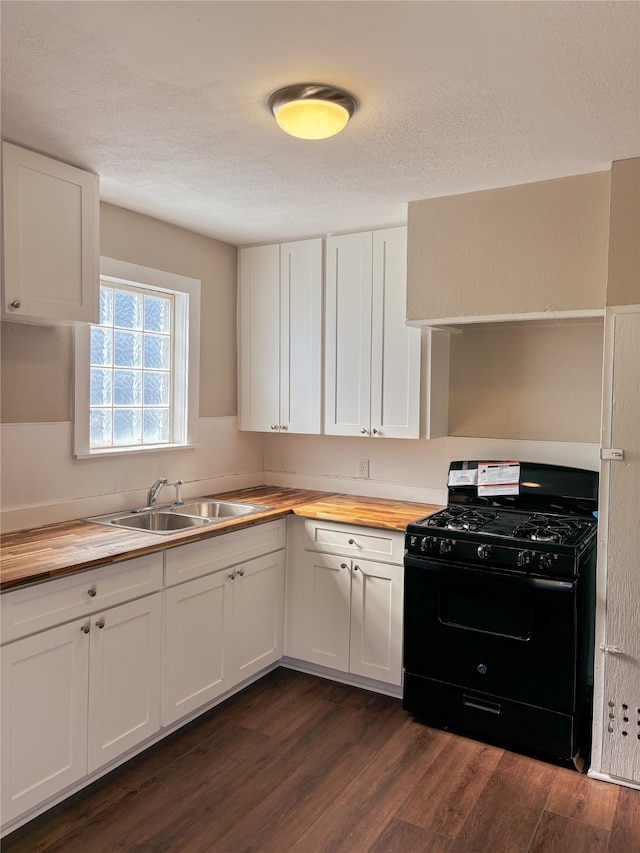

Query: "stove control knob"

xmin=517 ymin=550 xmax=533 ymax=567
xmin=477 ymin=544 xmax=492 ymax=560
xmin=439 ymin=538 xmax=454 ymax=555
xmin=539 ymin=553 xmax=556 ymax=570
xmin=419 ymin=537 xmax=429 ymax=552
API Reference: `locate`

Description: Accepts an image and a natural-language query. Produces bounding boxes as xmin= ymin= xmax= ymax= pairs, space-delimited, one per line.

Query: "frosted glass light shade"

xmin=268 ymin=84 xmax=357 ymax=140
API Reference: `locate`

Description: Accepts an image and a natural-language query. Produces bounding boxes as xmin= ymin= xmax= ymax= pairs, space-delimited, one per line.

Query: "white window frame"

xmin=74 ymin=257 xmax=200 ymax=458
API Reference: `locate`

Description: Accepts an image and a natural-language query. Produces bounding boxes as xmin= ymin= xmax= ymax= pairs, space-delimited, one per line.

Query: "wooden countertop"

xmin=0 ymin=486 xmax=442 ymax=591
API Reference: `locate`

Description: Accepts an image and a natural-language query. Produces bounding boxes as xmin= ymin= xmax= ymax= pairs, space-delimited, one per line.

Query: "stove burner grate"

xmin=512 ymin=514 xmax=583 ymax=545
xmin=426 ymin=507 xmax=498 ymax=533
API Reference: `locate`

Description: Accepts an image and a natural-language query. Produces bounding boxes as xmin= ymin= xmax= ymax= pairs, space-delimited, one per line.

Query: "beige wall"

xmin=407 ymin=171 xmax=611 ymax=322
xmin=607 ymin=158 xmax=640 ymax=307
xmin=447 ymin=320 xmax=604 ymax=442
xmin=0 ymin=203 xmax=238 ymax=423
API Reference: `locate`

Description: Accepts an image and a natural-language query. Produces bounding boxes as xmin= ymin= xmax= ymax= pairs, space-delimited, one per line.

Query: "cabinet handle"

xmin=360 ymin=428 xmax=368 ymax=435
xmin=340 ymin=563 xmax=348 ymax=570
xmin=228 ymin=571 xmax=236 ymax=580
xmin=87 ymin=586 xmax=97 ymax=597
xmin=80 ymin=621 xmax=91 ymax=634
xmin=9 ymin=299 xmax=21 ymax=309
xmin=348 ymin=539 xmax=355 ymax=545
xmin=237 ymin=569 xmax=245 ymax=577
xmin=96 ymin=617 xmax=105 ymax=629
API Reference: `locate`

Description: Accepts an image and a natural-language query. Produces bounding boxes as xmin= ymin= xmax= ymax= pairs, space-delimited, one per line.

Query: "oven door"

xmin=404 ymin=555 xmax=578 ymax=713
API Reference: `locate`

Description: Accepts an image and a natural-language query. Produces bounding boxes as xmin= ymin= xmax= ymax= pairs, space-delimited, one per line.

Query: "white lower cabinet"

xmin=286 ymin=518 xmax=404 ymax=687
xmin=1 ymin=587 xmax=162 ymax=825
xmin=162 ymin=529 xmax=286 ymax=727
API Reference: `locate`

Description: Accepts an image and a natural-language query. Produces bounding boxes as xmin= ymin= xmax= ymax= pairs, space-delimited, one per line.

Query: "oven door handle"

xmin=404 ymin=556 xmax=575 ymax=592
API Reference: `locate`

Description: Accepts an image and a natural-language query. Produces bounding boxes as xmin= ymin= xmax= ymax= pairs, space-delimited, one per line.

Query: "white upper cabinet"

xmin=238 ymin=238 xmax=322 ymax=433
xmin=325 ymin=227 xmax=421 ymax=438
xmin=2 ymin=142 xmax=99 ymax=324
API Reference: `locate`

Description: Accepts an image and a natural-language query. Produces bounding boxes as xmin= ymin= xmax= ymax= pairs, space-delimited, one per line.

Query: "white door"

xmin=598 ymin=308 xmax=640 ymax=783
xmin=162 ymin=571 xmax=233 ymax=726
xmin=349 ymin=558 xmax=404 ymax=685
xmin=301 ymin=552 xmax=352 ymax=671
xmin=325 ymin=231 xmax=373 ymax=436
xmin=87 ymin=593 xmax=162 ymax=772
xmin=1 ymin=620 xmax=89 ymax=822
xmin=371 ymin=227 xmax=421 ymax=439
xmin=280 ymin=238 xmax=323 ymax=434
xmin=238 ymin=243 xmax=281 ymax=431
xmin=232 ymin=551 xmax=285 ymax=682
xmin=2 ymin=142 xmax=99 ymax=324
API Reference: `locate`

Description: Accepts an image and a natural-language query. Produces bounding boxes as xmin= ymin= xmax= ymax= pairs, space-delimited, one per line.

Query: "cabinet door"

xmin=371 ymin=227 xmax=421 ymax=439
xmin=1 ymin=620 xmax=89 ymax=822
xmin=325 ymin=232 xmax=373 ymax=436
xmin=232 ymin=551 xmax=285 ymax=682
xmin=280 ymin=238 xmax=323 ymax=433
xmin=87 ymin=593 xmax=162 ymax=772
xmin=2 ymin=142 xmax=99 ymax=324
xmin=350 ymin=559 xmax=404 ymax=686
xmin=300 ymin=551 xmax=351 ymax=672
xmin=238 ymin=244 xmax=281 ymax=431
xmin=162 ymin=571 xmax=233 ymax=726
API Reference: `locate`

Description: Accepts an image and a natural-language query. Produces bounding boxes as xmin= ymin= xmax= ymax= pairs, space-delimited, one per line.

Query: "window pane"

xmin=114 ymin=290 xmax=143 ymax=330
xmin=90 ymin=368 xmax=113 ymax=406
xmin=143 ymin=408 xmax=170 ymax=444
xmin=114 ymin=330 xmax=143 ymax=367
xmin=100 ymin=287 xmax=113 ymax=326
xmin=143 ymin=371 xmax=170 ymax=406
xmin=114 ymin=369 xmax=142 ymax=406
xmin=90 ymin=327 xmax=113 ymax=366
xmin=90 ymin=409 xmax=112 ymax=447
xmin=144 ymin=334 xmax=171 ymax=369
xmin=113 ymin=409 xmax=142 ymax=445
xmin=144 ymin=295 xmax=171 ymax=334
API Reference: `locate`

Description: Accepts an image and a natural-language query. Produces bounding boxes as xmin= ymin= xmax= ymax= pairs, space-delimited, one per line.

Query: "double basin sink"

xmin=86 ymin=500 xmax=272 ymax=535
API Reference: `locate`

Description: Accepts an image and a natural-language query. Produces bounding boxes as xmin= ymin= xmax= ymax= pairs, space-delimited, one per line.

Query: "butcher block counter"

xmin=0 ymin=486 xmax=442 ymax=591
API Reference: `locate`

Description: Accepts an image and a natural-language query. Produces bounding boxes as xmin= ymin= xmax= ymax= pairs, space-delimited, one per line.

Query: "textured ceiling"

xmin=1 ymin=1 xmax=639 ymax=246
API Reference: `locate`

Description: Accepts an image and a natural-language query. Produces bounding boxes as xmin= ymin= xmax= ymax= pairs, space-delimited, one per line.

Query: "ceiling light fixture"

xmin=268 ymin=83 xmax=357 ymax=140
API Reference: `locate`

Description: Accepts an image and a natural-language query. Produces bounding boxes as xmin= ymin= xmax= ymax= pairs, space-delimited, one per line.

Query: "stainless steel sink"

xmin=84 ymin=500 xmax=272 ymax=535
xmin=171 ymin=500 xmax=271 ymax=519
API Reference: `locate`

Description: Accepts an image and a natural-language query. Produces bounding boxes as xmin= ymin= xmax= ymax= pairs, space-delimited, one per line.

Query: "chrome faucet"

xmin=147 ymin=477 xmax=168 ymax=508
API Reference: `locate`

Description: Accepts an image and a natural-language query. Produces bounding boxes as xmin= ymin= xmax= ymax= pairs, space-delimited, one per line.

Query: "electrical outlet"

xmin=359 ymin=458 xmax=369 ymax=479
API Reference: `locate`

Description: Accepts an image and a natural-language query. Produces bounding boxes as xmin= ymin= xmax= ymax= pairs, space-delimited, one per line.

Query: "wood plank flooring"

xmin=4 ymin=668 xmax=639 ymax=853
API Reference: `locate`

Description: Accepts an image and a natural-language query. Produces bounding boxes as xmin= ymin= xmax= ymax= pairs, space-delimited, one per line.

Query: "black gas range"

xmin=403 ymin=460 xmax=598 ymax=769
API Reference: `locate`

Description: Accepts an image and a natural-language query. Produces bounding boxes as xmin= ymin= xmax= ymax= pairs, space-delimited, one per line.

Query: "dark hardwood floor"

xmin=4 ymin=668 xmax=639 ymax=852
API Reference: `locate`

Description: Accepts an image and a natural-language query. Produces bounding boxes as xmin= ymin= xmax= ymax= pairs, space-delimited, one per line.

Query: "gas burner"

xmin=512 ymin=514 xmax=583 ymax=545
xmin=426 ymin=507 xmax=498 ymax=532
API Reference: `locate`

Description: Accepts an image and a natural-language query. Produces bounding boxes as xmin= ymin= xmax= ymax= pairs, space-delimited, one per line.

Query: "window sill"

xmin=75 ymin=443 xmax=200 ymax=460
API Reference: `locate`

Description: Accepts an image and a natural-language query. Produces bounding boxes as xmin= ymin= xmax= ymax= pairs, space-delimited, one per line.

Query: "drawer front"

xmin=303 ymin=519 xmax=404 ymax=564
xmin=164 ymin=519 xmax=286 ymax=587
xmin=1 ymin=553 xmax=163 ymax=643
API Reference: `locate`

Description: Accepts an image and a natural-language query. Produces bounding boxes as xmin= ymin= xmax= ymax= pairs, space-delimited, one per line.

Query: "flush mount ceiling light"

xmin=268 ymin=83 xmax=357 ymax=140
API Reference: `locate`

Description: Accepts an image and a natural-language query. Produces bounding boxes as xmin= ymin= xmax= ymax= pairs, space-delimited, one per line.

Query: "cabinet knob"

xmin=228 ymin=571 xmax=236 ymax=580
xmin=348 ymin=538 xmax=355 ymax=545
xmin=280 ymin=425 xmax=288 ymax=430
xmin=9 ymin=299 xmax=21 ymax=309
xmin=340 ymin=563 xmax=348 ymax=570
xmin=360 ymin=428 xmax=368 ymax=435
xmin=80 ymin=621 xmax=91 ymax=634
xmin=270 ymin=424 xmax=278 ymax=430
xmin=353 ymin=565 xmax=360 ymax=572
xmin=372 ymin=428 xmax=379 ymax=435
xmin=237 ymin=569 xmax=245 ymax=577
xmin=95 ymin=617 xmax=105 ymax=629
xmin=87 ymin=586 xmax=97 ymax=597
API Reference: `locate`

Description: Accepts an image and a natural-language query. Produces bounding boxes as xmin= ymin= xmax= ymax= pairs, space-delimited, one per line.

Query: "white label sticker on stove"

xmin=448 ymin=468 xmax=478 ymax=486
xmin=477 ymin=462 xmax=520 ymax=496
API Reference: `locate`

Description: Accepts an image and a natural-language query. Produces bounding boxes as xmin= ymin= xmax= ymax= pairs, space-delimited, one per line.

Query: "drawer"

xmin=164 ymin=519 xmax=286 ymax=587
xmin=1 ymin=553 xmax=163 ymax=643
xmin=303 ymin=519 xmax=404 ymax=564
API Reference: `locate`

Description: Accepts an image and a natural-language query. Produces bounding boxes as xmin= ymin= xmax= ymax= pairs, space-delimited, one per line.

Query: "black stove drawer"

xmin=403 ymin=672 xmax=579 ymax=765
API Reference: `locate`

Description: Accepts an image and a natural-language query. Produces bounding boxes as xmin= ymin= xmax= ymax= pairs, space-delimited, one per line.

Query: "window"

xmin=75 ymin=258 xmax=200 ymax=457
